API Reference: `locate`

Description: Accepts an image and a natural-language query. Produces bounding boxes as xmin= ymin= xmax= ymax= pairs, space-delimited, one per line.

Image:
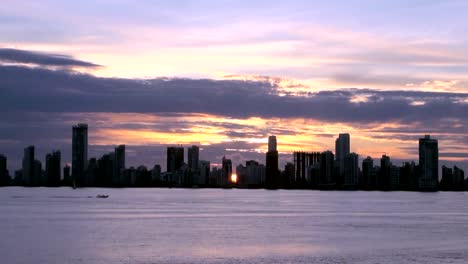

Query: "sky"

xmin=0 ymin=0 xmax=467 ymax=172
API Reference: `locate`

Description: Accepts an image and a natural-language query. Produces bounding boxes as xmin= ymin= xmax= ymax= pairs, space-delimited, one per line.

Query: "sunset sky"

xmin=1 ymin=0 xmax=467 ymax=171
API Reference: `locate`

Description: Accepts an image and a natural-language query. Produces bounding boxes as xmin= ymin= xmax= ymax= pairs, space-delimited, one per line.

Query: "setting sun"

xmin=231 ymin=174 xmax=237 ymax=183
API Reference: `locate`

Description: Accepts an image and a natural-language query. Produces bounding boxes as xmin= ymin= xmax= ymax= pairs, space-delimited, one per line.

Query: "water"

xmin=0 ymin=187 xmax=467 ymax=264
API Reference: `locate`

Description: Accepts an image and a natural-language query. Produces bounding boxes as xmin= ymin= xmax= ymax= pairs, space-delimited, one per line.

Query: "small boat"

xmin=96 ymin=195 xmax=109 ymax=198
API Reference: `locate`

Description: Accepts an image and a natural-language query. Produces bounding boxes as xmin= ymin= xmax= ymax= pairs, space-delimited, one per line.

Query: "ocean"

xmin=1 ymin=187 xmax=467 ymax=263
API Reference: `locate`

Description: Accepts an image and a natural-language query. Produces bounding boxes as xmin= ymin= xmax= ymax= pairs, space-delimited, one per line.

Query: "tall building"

xmin=344 ymin=153 xmax=359 ymax=186
xmin=45 ymin=151 xmax=61 ymax=186
xmin=380 ymin=155 xmax=391 ymax=189
xmin=199 ymin=160 xmax=210 ymax=185
xmin=22 ymin=145 xmax=35 ymax=186
xmin=0 ymin=154 xmax=8 ymax=185
xmin=320 ymin=151 xmax=335 ymax=185
xmin=293 ymin=152 xmax=321 ymax=183
xmin=222 ymin=156 xmax=232 ymax=185
xmin=284 ymin=162 xmax=295 ymax=186
xmin=113 ymin=145 xmax=125 ymax=186
xmin=86 ymin=158 xmax=98 ymax=186
xmin=265 ymin=135 xmax=279 ymax=188
xmin=72 ymin=124 xmax=88 ymax=186
xmin=167 ymin=147 xmax=184 ymax=173
xmin=453 ymin=166 xmax=465 ymax=190
xmin=419 ymin=135 xmax=438 ymax=190
xmin=268 ymin=135 xmax=277 ymax=152
xmin=63 ymin=165 xmax=71 ymax=185
xmin=335 ymin=133 xmax=350 ymax=177
xmin=98 ymin=153 xmax=114 ymax=186
xmin=151 ymin=164 xmax=162 ymax=184
xmin=34 ymin=160 xmax=42 ymax=186
xmin=188 ymin=145 xmax=199 ymax=170
xmin=362 ymin=156 xmax=374 ymax=188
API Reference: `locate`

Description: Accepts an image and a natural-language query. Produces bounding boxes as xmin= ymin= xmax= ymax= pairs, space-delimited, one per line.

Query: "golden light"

xmin=231 ymin=174 xmax=238 ymax=183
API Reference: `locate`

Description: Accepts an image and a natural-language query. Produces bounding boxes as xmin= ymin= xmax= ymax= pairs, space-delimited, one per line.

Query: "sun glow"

xmin=231 ymin=174 xmax=238 ymax=183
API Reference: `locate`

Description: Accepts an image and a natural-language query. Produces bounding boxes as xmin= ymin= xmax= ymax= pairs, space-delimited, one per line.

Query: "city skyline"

xmin=0 ymin=123 xmax=465 ymax=191
xmin=1 ymin=124 xmax=466 ymax=175
xmin=1 ymin=2 xmax=468 ymax=178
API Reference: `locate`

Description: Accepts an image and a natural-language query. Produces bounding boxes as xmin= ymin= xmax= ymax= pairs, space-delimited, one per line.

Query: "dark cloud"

xmin=1 ymin=65 xmax=467 ymax=125
xmin=0 ymin=48 xmax=101 ymax=68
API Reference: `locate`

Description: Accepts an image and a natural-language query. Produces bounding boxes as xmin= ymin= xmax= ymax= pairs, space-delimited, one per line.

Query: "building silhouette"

xmin=167 ymin=147 xmax=184 ymax=173
xmin=98 ymin=153 xmax=114 ymax=186
xmin=72 ymin=124 xmax=88 ymax=186
xmin=441 ymin=165 xmax=465 ymax=191
xmin=362 ymin=156 xmax=374 ymax=189
xmin=22 ymin=145 xmax=35 ymax=186
xmin=151 ymin=164 xmax=162 ymax=184
xmin=320 ymin=151 xmax=335 ymax=186
xmin=222 ymin=156 xmax=232 ymax=185
xmin=0 ymin=154 xmax=8 ymax=185
xmin=237 ymin=160 xmax=265 ymax=187
xmin=45 ymin=151 xmax=61 ymax=186
xmin=379 ymin=155 xmax=391 ymax=190
xmin=188 ymin=145 xmax=199 ymax=171
xmin=344 ymin=153 xmax=359 ymax=186
xmin=86 ymin=158 xmax=98 ymax=186
xmin=419 ymin=135 xmax=438 ymax=191
xmin=34 ymin=160 xmax=43 ymax=186
xmin=265 ymin=135 xmax=279 ymax=188
xmin=113 ymin=145 xmax=125 ymax=186
xmin=63 ymin=165 xmax=71 ymax=185
xmin=335 ymin=133 xmax=350 ymax=178
xmin=198 ymin=160 xmax=210 ymax=186
xmin=293 ymin=152 xmax=321 ymax=184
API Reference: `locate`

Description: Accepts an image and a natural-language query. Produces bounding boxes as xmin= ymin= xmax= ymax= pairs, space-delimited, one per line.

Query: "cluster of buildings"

xmin=283 ymin=134 xmax=465 ymax=191
xmin=0 ymin=124 xmax=466 ymax=191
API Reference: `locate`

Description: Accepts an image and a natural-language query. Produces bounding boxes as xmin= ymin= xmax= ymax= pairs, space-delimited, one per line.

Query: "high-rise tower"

xmin=266 ymin=135 xmax=279 ymax=188
xmin=419 ymin=135 xmax=438 ymax=190
xmin=72 ymin=124 xmax=88 ymax=186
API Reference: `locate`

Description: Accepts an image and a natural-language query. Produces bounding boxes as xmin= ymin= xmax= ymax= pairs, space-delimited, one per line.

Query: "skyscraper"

xmin=0 ymin=154 xmax=8 ymax=185
xmin=222 ymin=156 xmax=232 ymax=185
xmin=362 ymin=156 xmax=374 ymax=188
xmin=268 ymin=135 xmax=277 ymax=152
xmin=335 ymin=133 xmax=350 ymax=177
xmin=199 ymin=160 xmax=210 ymax=185
xmin=22 ymin=145 xmax=35 ymax=186
xmin=293 ymin=152 xmax=321 ymax=184
xmin=45 ymin=151 xmax=61 ymax=186
xmin=114 ymin=145 xmax=125 ymax=186
xmin=344 ymin=153 xmax=359 ymax=186
xmin=380 ymin=154 xmax=391 ymax=190
xmin=167 ymin=147 xmax=184 ymax=173
xmin=98 ymin=153 xmax=114 ymax=186
xmin=63 ymin=164 xmax=71 ymax=185
xmin=34 ymin=160 xmax=42 ymax=186
xmin=266 ymin=135 xmax=279 ymax=188
xmin=188 ymin=145 xmax=199 ymax=170
xmin=320 ymin=150 xmax=335 ymax=185
xmin=72 ymin=124 xmax=88 ymax=186
xmin=419 ymin=135 xmax=438 ymax=190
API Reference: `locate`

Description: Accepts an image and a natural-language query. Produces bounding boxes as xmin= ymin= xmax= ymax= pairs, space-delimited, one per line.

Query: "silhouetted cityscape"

xmin=0 ymin=124 xmax=466 ymax=191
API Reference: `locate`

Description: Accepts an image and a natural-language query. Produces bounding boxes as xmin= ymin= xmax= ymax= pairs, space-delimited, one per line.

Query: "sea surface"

xmin=0 ymin=187 xmax=467 ymax=264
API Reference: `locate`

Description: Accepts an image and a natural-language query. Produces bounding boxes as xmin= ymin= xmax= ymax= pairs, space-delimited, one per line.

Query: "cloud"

xmin=1 ymin=64 xmax=468 ymax=126
xmin=0 ymin=48 xmax=101 ymax=68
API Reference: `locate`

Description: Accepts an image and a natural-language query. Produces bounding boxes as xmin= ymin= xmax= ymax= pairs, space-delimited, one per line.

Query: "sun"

xmin=231 ymin=174 xmax=237 ymax=183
